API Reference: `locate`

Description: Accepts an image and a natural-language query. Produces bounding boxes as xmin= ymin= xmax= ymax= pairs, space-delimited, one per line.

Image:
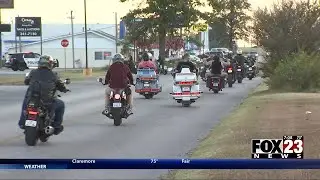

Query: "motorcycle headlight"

xmin=25 ymin=72 xmax=30 ymax=77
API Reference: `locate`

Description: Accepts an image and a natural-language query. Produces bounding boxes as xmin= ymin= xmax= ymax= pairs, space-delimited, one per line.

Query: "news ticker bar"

xmin=0 ymin=159 xmax=319 ymax=169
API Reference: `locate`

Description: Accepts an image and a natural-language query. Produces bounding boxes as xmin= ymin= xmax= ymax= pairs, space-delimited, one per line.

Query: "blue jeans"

xmin=18 ymin=95 xmax=65 ymax=128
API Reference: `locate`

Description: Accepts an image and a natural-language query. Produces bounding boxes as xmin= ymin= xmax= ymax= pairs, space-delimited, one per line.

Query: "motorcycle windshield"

xmin=137 ymin=69 xmax=156 ymax=76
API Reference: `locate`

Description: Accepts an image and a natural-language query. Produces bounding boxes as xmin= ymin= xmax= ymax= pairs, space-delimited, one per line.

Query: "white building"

xmin=7 ymin=30 xmax=120 ymax=68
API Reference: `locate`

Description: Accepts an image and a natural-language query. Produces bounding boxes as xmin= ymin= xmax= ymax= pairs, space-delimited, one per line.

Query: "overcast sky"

xmin=0 ymin=0 xmax=276 ymax=24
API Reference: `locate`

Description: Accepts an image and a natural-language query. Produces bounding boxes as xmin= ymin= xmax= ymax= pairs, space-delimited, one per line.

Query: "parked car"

xmin=5 ymin=52 xmax=41 ymax=71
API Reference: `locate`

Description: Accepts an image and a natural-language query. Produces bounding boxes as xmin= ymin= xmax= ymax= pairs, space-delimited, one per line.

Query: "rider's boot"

xmin=53 ymin=125 xmax=64 ymax=135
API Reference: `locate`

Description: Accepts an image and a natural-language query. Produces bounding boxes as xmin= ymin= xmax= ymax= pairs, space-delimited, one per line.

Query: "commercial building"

xmin=5 ymin=24 xmax=119 ymax=68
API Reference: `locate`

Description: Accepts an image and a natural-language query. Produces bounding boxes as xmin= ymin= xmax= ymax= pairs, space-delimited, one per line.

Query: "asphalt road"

xmin=0 ymin=75 xmax=261 ymax=179
xmin=0 ymin=68 xmax=77 ymax=76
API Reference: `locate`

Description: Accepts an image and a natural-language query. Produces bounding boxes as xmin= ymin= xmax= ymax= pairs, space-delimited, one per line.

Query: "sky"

xmin=0 ymin=0 xmax=276 ymax=24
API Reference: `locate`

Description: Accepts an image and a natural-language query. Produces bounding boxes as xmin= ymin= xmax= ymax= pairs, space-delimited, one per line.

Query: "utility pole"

xmin=13 ymin=19 xmax=17 ymax=53
xmin=84 ymin=0 xmax=88 ymax=69
xmin=115 ymin=12 xmax=118 ymax=53
xmin=68 ymin=10 xmax=75 ymax=68
xmin=18 ymin=15 xmax=21 ymax=52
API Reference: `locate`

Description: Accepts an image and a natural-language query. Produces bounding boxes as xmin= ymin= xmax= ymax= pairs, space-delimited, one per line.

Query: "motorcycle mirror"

xmin=64 ymin=78 xmax=71 ymax=84
xmin=25 ymin=72 xmax=30 ymax=77
xmin=97 ymin=78 xmax=103 ymax=82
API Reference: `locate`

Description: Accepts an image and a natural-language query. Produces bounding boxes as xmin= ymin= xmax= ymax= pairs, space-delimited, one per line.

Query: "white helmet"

xmin=112 ymin=53 xmax=124 ymax=62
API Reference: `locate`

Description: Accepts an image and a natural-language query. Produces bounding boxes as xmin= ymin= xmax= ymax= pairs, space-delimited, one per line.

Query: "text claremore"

xmin=72 ymin=159 xmax=96 ymax=163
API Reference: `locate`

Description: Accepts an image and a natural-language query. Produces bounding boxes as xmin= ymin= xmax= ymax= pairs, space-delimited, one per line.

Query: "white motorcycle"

xmin=170 ymin=68 xmax=202 ymax=107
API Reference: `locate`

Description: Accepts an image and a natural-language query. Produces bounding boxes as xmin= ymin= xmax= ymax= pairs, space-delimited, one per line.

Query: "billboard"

xmin=0 ymin=0 xmax=14 ymax=8
xmin=15 ymin=17 xmax=42 ymax=36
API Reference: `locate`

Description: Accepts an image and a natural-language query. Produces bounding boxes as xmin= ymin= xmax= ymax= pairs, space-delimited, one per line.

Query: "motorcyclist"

xmin=234 ymin=50 xmax=246 ymax=76
xmin=138 ymin=52 xmax=158 ymax=73
xmin=174 ymin=53 xmax=198 ymax=76
xmin=124 ymin=55 xmax=136 ymax=74
xmin=103 ymin=53 xmax=134 ymax=115
xmin=205 ymin=55 xmax=226 ymax=87
xmin=18 ymin=55 xmax=68 ymax=135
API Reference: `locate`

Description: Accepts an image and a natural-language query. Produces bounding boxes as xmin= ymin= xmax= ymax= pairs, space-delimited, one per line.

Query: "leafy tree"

xmin=120 ymin=0 xmax=205 ymax=66
xmin=208 ymin=21 xmax=229 ymax=48
xmin=252 ymin=0 xmax=320 ymax=77
xmin=122 ymin=18 xmax=157 ymax=51
xmin=207 ymin=0 xmax=251 ymax=49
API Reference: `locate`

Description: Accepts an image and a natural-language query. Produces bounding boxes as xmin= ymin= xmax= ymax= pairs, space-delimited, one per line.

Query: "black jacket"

xmin=176 ymin=61 xmax=197 ymax=73
xmin=234 ymin=55 xmax=245 ymax=66
xmin=25 ymin=68 xmax=67 ymax=103
xmin=211 ymin=60 xmax=223 ymax=74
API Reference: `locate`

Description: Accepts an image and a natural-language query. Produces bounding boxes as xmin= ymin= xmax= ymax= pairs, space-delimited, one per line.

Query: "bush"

xmin=267 ymin=52 xmax=320 ymax=92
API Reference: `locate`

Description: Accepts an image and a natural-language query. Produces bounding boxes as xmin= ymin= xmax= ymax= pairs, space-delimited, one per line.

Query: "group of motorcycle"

xmin=199 ymin=57 xmax=258 ymax=93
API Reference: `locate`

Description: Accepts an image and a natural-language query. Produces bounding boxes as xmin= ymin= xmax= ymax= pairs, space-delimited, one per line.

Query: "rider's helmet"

xmin=38 ymin=55 xmax=54 ymax=69
xmin=142 ymin=52 xmax=151 ymax=61
xmin=213 ymin=55 xmax=220 ymax=62
xmin=236 ymin=49 xmax=243 ymax=55
xmin=182 ymin=53 xmax=190 ymax=61
xmin=112 ymin=53 xmax=124 ymax=63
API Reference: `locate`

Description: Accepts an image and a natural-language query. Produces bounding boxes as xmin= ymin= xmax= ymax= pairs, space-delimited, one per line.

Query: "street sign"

xmin=15 ymin=17 xmax=42 ymax=36
xmin=0 ymin=0 xmax=14 ymax=8
xmin=192 ymin=23 xmax=208 ymax=32
xmin=61 ymin=39 xmax=69 ymax=47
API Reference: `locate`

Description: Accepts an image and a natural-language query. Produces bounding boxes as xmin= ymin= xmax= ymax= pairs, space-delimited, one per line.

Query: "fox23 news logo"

xmin=251 ymin=136 xmax=304 ymax=159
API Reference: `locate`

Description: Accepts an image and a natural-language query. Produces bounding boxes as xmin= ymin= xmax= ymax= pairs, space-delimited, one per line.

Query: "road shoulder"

xmin=162 ymin=83 xmax=320 ymax=180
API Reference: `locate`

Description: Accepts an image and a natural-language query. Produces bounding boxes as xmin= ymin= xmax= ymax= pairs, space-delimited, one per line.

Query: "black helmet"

xmin=213 ymin=55 xmax=220 ymax=62
xmin=38 ymin=55 xmax=54 ymax=69
xmin=182 ymin=53 xmax=190 ymax=60
xmin=142 ymin=52 xmax=151 ymax=61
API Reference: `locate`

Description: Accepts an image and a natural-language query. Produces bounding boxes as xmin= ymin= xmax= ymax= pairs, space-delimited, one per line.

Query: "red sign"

xmin=61 ymin=39 xmax=69 ymax=47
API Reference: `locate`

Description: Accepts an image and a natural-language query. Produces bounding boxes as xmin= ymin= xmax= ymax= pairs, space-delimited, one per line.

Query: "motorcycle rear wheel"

xmin=25 ymin=127 xmax=39 ymax=146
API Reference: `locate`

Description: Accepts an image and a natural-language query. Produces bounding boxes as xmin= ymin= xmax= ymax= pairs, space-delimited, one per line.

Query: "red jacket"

xmin=138 ymin=61 xmax=157 ymax=73
xmin=105 ymin=62 xmax=133 ymax=89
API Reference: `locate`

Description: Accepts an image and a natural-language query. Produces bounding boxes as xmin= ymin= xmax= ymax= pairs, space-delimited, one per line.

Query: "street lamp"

xmin=84 ymin=0 xmax=89 ymax=74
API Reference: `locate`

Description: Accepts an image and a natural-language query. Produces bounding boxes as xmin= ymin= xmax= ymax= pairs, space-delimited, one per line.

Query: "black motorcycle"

xmin=236 ymin=64 xmax=244 ymax=83
xmin=24 ymin=79 xmax=71 ymax=146
xmin=226 ymin=65 xmax=236 ymax=87
xmin=98 ymin=78 xmax=132 ymax=126
xmin=247 ymin=65 xmax=255 ymax=80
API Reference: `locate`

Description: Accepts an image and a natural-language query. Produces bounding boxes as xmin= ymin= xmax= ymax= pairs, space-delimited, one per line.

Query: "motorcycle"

xmin=24 ymin=78 xmax=71 ymax=146
xmin=159 ymin=66 xmax=168 ymax=75
xmin=247 ymin=65 xmax=255 ymax=80
xmin=170 ymin=68 xmax=202 ymax=107
xmin=235 ymin=65 xmax=243 ymax=83
xmin=226 ymin=66 xmax=234 ymax=87
xmin=207 ymin=75 xmax=223 ymax=93
xmin=97 ymin=78 xmax=132 ymax=126
xmin=135 ymin=69 xmax=161 ymax=99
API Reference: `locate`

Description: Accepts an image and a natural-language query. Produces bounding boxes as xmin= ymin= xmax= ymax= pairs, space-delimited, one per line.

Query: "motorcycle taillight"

xmin=27 ymin=107 xmax=38 ymax=120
